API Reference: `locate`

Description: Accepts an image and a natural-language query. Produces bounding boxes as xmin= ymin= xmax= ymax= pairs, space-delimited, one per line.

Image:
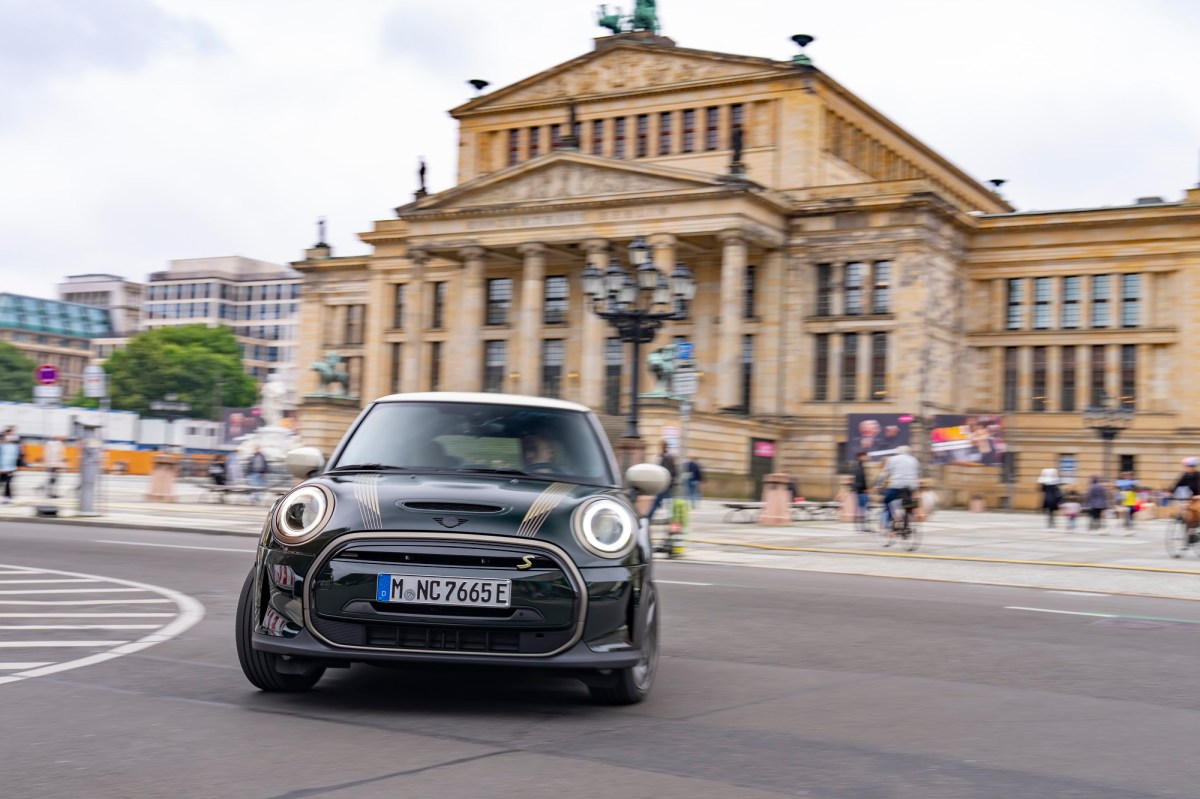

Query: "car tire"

xmin=589 ymin=586 xmax=658 ymax=705
xmin=236 ymin=567 xmax=325 ymax=692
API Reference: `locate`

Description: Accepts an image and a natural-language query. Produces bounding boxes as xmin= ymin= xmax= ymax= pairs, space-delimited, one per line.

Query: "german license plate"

xmin=375 ymin=574 xmax=512 ymax=608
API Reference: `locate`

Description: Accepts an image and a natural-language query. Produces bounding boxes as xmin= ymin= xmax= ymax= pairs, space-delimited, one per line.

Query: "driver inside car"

xmin=520 ymin=430 xmax=563 ymax=473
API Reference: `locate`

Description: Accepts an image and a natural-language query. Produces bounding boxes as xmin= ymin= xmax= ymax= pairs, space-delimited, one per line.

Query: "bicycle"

xmin=873 ymin=489 xmax=921 ymax=552
xmin=1166 ymin=499 xmax=1200 ymax=558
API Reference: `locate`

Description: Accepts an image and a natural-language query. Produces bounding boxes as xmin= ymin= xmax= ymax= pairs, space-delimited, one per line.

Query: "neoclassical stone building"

xmin=294 ymin=28 xmax=1200 ymax=507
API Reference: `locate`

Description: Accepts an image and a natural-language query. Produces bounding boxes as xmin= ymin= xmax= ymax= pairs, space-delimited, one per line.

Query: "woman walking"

xmin=1086 ymin=476 xmax=1110 ymax=532
xmin=1038 ymin=467 xmax=1062 ymax=528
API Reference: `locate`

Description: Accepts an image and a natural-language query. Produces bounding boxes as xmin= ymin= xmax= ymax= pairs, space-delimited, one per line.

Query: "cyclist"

xmin=876 ymin=445 xmax=921 ymax=532
xmin=1172 ymin=457 xmax=1200 ymax=542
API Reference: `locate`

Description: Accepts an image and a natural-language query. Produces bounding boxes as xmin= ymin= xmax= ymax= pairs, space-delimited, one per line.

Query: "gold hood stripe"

xmin=351 ymin=474 xmax=383 ymax=530
xmin=517 ymin=482 xmax=573 ymax=538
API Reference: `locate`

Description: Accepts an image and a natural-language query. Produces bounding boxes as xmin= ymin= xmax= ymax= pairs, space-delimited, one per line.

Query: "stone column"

xmin=457 ymin=247 xmax=487 ymax=391
xmin=404 ymin=250 xmax=428 ymax=392
xmin=649 ymin=232 xmax=677 ymax=341
xmin=580 ymin=239 xmax=610 ymax=409
xmin=361 ymin=267 xmax=389 ymax=402
xmin=516 ymin=243 xmax=547 ymax=396
xmin=716 ymin=230 xmax=748 ymax=409
xmin=759 ymin=249 xmax=785 ymax=415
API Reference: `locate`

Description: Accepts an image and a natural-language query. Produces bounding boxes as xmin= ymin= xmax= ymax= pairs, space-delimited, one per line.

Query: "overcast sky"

xmin=1 ymin=0 xmax=1197 ymax=300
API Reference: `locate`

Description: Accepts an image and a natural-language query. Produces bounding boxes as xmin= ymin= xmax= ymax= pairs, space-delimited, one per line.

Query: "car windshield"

xmin=332 ymin=401 xmax=617 ymax=486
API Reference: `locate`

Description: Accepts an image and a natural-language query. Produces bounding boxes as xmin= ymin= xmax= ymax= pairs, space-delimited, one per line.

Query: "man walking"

xmin=684 ymin=454 xmax=703 ymax=508
xmin=0 ymin=429 xmax=22 ymax=504
xmin=247 ymin=446 xmax=269 ymax=501
xmin=646 ymin=442 xmax=677 ymax=521
xmin=852 ymin=450 xmax=870 ymax=530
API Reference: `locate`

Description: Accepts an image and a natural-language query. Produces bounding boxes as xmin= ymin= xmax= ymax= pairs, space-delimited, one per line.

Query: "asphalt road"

xmin=1 ymin=520 xmax=1198 ymax=799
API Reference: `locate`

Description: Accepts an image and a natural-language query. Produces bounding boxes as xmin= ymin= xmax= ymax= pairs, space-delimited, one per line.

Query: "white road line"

xmin=1045 ymin=590 xmax=1111 ymax=597
xmin=0 ymin=579 xmax=100 ymax=585
xmin=0 ymin=641 xmax=129 ymax=648
xmin=97 ymin=540 xmax=256 ymax=554
xmin=0 ymin=588 xmax=146 ymax=595
xmin=657 ymin=579 xmax=714 ymax=586
xmin=0 ymin=625 xmax=160 ymax=631
xmin=0 ymin=613 xmax=174 ymax=618
xmin=1006 ymin=606 xmax=1115 ymax=619
xmin=0 ymin=663 xmax=52 ymax=670
xmin=0 ymin=599 xmax=172 ymax=605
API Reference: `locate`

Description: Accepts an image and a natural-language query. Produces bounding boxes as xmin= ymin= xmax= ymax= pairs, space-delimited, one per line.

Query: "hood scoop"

xmin=398 ymin=501 xmax=507 ymax=515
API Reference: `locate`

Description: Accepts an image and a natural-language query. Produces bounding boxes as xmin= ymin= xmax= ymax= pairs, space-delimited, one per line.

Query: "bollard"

xmin=759 ymin=472 xmax=793 ymax=525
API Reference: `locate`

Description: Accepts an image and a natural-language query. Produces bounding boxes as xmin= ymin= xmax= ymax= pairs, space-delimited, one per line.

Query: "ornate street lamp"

xmin=1081 ymin=393 xmax=1134 ymax=480
xmin=581 ymin=237 xmax=696 ymax=440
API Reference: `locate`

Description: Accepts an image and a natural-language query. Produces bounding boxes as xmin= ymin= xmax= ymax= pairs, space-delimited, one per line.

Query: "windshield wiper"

xmin=455 ymin=467 xmax=532 ymax=476
xmin=328 ymin=463 xmax=408 ymax=472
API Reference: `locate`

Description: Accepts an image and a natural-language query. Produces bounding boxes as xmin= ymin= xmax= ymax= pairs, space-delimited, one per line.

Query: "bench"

xmin=722 ymin=500 xmax=844 ymax=523
xmin=722 ymin=502 xmax=763 ymax=523
xmin=201 ymin=484 xmax=290 ymax=505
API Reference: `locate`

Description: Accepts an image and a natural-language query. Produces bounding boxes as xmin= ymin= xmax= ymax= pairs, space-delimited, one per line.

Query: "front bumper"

xmin=253 ymin=531 xmax=647 ymax=667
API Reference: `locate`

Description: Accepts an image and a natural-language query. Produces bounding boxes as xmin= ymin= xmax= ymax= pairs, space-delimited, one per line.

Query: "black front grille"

xmin=399 ymin=501 xmax=506 ymax=514
xmin=366 ymin=624 xmax=520 ymax=652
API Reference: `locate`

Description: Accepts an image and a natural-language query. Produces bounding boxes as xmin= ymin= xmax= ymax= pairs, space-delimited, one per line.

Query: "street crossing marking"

xmin=0 ymin=663 xmax=52 ymax=670
xmin=96 ymin=539 xmax=256 ymax=554
xmin=0 ymin=640 xmax=130 ymax=647
xmin=1005 ymin=606 xmax=1200 ymax=624
xmin=0 ymin=599 xmax=172 ymax=605
xmin=0 ymin=588 xmax=146 ymax=595
xmin=0 ymin=579 xmax=101 ymax=585
xmin=0 ymin=613 xmax=174 ymax=618
xmin=0 ymin=625 xmax=160 ymax=631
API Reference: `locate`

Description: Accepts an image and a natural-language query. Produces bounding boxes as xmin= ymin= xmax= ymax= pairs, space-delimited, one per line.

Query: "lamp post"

xmin=1082 ymin=393 xmax=1134 ymax=481
xmin=581 ymin=237 xmax=696 ymax=441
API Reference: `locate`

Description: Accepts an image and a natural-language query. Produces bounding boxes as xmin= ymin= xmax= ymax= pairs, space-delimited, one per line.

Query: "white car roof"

xmin=373 ymin=392 xmax=593 ymax=414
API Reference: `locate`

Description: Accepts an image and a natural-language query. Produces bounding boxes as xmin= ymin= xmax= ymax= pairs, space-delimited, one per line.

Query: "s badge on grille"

xmin=433 ymin=516 xmax=467 ymax=529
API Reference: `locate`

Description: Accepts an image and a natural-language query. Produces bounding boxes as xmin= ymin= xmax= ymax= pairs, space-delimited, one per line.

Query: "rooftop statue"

xmin=310 ymin=352 xmax=349 ymax=396
xmin=597 ymin=0 xmax=660 ymax=34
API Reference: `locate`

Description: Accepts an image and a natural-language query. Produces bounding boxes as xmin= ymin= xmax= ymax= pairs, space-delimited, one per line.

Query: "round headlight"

xmin=573 ymin=497 xmax=636 ymax=557
xmin=274 ymin=485 xmax=331 ymax=544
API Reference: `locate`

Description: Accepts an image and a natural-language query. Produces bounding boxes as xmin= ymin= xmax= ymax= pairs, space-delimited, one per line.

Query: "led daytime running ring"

xmin=273 ymin=484 xmax=334 ymax=544
xmin=574 ymin=497 xmax=636 ymax=558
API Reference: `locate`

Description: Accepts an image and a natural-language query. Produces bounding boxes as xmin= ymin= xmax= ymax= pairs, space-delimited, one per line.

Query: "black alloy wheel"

xmin=589 ymin=587 xmax=658 ymax=705
xmin=236 ymin=568 xmax=325 ymax=692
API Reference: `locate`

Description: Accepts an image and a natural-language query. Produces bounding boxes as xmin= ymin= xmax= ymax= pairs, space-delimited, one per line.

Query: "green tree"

xmin=0 ymin=341 xmax=37 ymax=402
xmin=104 ymin=325 xmax=258 ymax=420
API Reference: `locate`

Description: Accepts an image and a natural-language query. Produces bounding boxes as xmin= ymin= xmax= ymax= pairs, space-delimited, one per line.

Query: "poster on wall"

xmin=846 ymin=414 xmax=915 ymax=462
xmin=222 ymin=408 xmax=263 ymax=445
xmin=930 ymin=415 xmax=1006 ymax=466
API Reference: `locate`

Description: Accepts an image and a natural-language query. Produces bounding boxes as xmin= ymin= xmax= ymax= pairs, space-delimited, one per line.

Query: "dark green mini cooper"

xmin=236 ymin=393 xmax=670 ymax=703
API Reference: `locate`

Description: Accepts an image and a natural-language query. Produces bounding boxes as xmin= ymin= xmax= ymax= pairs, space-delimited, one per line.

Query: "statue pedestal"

xmin=297 ymin=395 xmax=362 ymax=458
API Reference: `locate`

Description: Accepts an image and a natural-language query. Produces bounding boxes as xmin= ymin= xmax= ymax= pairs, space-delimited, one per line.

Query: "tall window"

xmin=508 ymin=130 xmax=520 ymax=165
xmin=528 ymin=126 xmax=541 ymax=158
xmin=391 ymin=343 xmax=403 ymax=393
xmin=872 ymin=261 xmax=892 ymax=314
xmin=344 ymin=305 xmax=364 ymax=345
xmin=429 ymin=342 xmax=442 ymax=391
xmin=542 ymin=339 xmax=564 ymax=399
xmin=1090 ymin=345 xmax=1107 ymax=407
xmin=1033 ymin=277 xmax=1052 ymax=329
xmin=841 ymin=333 xmax=858 ymax=401
xmin=613 ymin=117 xmax=626 ymax=158
xmin=550 ymin=123 xmax=562 ymax=148
xmin=431 ymin=282 xmax=446 ymax=329
xmin=486 ymin=278 xmax=512 ymax=325
xmin=392 ymin=284 xmax=405 ymax=329
xmin=815 ymin=264 xmax=833 ymax=316
xmin=741 ymin=336 xmax=754 ymax=411
xmin=705 ymin=106 xmax=719 ymax=150
xmin=483 ymin=340 xmax=506 ymax=392
xmin=605 ymin=338 xmax=622 ymax=415
xmin=730 ymin=103 xmax=744 ymax=144
xmin=844 ymin=263 xmax=864 ymax=315
xmin=590 ymin=119 xmax=604 ymax=154
xmin=1006 ymin=278 xmax=1025 ymax=330
xmin=635 ymin=114 xmax=649 ymax=158
xmin=1003 ymin=347 xmax=1018 ymax=411
xmin=1061 ymin=345 xmax=1076 ymax=412
xmin=658 ymin=111 xmax=673 ymax=155
xmin=543 ymin=276 xmax=568 ymax=324
xmin=1062 ymin=276 xmax=1081 ymax=329
xmin=743 ymin=265 xmax=757 ymax=319
xmin=1121 ymin=273 xmax=1140 ymax=327
xmin=1120 ymin=344 xmax=1136 ymax=409
xmin=1092 ymin=275 xmax=1111 ymax=327
xmin=814 ymin=334 xmax=829 ymax=401
xmin=1031 ymin=346 xmax=1048 ymax=411
xmin=682 ymin=109 xmax=695 ymax=153
xmin=871 ymin=332 xmax=887 ymax=401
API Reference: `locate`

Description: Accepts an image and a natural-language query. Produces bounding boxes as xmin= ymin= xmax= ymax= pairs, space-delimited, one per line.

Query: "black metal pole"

xmin=627 ymin=314 xmax=642 ymax=439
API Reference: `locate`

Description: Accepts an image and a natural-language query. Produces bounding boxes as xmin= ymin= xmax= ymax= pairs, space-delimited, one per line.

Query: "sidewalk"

xmin=2 ymin=473 xmax=1198 ymax=599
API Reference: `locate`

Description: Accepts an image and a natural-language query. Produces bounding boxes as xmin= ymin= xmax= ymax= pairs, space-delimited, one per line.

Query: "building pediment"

xmin=402 ymin=152 xmax=742 ymax=216
xmin=453 ymin=42 xmax=788 ymax=113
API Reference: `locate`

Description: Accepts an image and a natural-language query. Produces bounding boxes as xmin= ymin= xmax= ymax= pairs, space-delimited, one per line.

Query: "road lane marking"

xmin=1045 ymin=590 xmax=1111 ymax=597
xmin=0 ymin=613 xmax=174 ymax=618
xmin=97 ymin=540 xmax=256 ymax=554
xmin=657 ymin=579 xmax=714 ymax=586
xmin=0 ymin=561 xmax=205 ymax=687
xmin=1006 ymin=606 xmax=1200 ymax=624
xmin=0 ymin=663 xmax=52 ymax=670
xmin=0 ymin=588 xmax=146 ymax=595
xmin=0 ymin=579 xmax=100 ymax=585
xmin=0 ymin=625 xmax=160 ymax=631
xmin=0 ymin=640 xmax=130 ymax=647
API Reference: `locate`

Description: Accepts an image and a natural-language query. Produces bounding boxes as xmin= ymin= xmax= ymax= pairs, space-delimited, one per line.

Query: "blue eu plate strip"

xmin=376 ymin=574 xmax=391 ymax=602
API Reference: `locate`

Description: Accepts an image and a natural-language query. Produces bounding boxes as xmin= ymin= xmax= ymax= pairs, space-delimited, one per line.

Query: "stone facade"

xmin=293 ymin=33 xmax=1200 ymax=507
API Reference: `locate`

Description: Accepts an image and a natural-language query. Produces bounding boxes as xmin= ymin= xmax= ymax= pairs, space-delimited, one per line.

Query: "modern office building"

xmin=0 ymin=293 xmax=113 ymax=397
xmin=142 ymin=256 xmax=302 ymax=394
xmin=290 ymin=17 xmax=1200 ymax=505
xmin=56 ymin=273 xmax=145 ymax=361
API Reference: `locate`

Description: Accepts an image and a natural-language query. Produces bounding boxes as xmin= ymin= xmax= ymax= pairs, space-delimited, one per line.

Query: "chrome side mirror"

xmin=625 ymin=463 xmax=670 ymax=496
xmin=285 ymin=447 xmax=325 ymax=479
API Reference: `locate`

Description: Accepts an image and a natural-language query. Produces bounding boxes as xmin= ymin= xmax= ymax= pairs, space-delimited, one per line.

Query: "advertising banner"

xmin=846 ymin=414 xmax=915 ymax=462
xmin=930 ymin=414 xmax=1006 ymax=466
xmin=222 ymin=408 xmax=262 ymax=445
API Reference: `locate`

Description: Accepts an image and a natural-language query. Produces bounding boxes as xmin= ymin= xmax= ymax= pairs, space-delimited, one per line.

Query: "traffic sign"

xmin=36 ymin=364 xmax=58 ymax=385
xmin=672 ymin=367 xmax=698 ymax=396
xmin=676 ymin=341 xmax=694 ymax=361
xmin=83 ymin=365 xmax=107 ymax=398
xmin=33 ymin=384 xmax=62 ymax=407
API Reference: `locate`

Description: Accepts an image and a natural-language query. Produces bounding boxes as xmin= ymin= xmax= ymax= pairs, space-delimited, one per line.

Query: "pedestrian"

xmin=248 ymin=446 xmax=269 ymax=488
xmin=684 ymin=454 xmax=704 ymax=508
xmin=851 ymin=450 xmax=870 ymax=529
xmin=1115 ymin=471 xmax=1139 ymax=534
xmin=0 ymin=429 xmax=23 ymax=504
xmin=42 ymin=435 xmax=67 ymax=498
xmin=1038 ymin=467 xmax=1062 ymax=528
xmin=1085 ymin=475 xmax=1110 ymax=531
xmin=917 ymin=479 xmax=939 ymax=522
xmin=1059 ymin=486 xmax=1082 ymax=531
xmin=646 ymin=441 xmax=677 ymax=521
xmin=208 ymin=453 xmax=228 ymax=487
